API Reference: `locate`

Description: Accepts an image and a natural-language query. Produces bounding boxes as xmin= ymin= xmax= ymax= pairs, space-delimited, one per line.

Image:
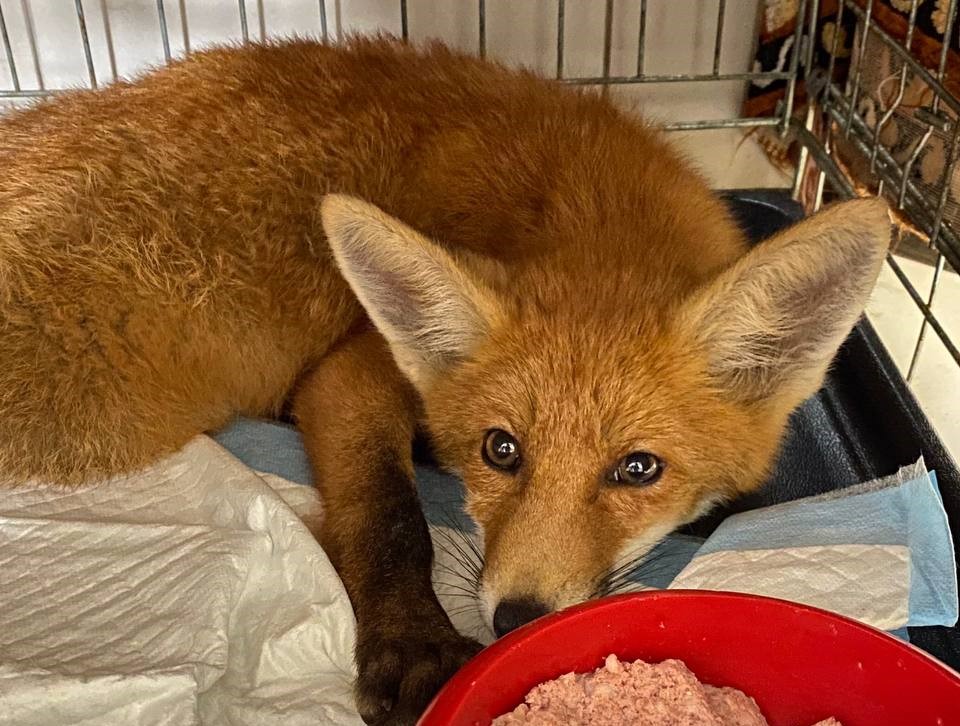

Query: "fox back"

xmin=0 ymin=37 xmax=889 ymax=623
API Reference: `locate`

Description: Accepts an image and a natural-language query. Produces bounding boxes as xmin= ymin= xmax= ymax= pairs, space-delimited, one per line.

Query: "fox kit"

xmin=0 ymin=36 xmax=888 ymax=725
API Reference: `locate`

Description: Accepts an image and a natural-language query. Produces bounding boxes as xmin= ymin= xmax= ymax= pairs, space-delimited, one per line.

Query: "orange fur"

xmin=0 ymin=35 xmax=737 ymax=484
xmin=0 ymin=36 xmax=891 ymax=724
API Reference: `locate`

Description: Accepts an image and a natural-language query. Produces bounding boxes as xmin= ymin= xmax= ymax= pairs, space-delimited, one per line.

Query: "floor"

xmin=671 ymin=129 xmax=960 ymax=465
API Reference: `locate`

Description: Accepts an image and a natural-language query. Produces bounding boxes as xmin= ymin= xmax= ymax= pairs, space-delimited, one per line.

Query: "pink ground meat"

xmin=492 ymin=655 xmax=841 ymax=726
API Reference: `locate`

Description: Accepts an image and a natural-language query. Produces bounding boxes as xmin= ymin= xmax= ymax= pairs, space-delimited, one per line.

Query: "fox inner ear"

xmin=685 ymin=198 xmax=891 ymax=408
xmin=320 ymin=194 xmax=500 ymax=390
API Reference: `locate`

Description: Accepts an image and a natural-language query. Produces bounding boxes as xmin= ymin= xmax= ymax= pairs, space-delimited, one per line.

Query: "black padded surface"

xmin=694 ymin=189 xmax=960 ymax=668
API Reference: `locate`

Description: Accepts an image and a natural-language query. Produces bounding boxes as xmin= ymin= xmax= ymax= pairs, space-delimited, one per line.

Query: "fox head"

xmin=320 ymin=192 xmax=890 ymax=637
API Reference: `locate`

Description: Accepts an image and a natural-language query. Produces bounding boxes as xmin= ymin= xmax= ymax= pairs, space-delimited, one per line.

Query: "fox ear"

xmin=320 ymin=194 xmax=500 ymax=390
xmin=684 ymin=198 xmax=891 ymax=407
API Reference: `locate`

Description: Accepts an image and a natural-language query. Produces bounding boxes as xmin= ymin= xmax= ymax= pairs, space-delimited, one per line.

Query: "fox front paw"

xmin=355 ymin=628 xmax=482 ymax=726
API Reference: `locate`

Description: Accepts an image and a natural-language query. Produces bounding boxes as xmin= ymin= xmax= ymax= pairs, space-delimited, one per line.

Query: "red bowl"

xmin=419 ymin=590 xmax=960 ymax=726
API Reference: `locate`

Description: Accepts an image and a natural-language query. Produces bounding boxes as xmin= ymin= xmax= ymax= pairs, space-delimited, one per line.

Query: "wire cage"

xmin=0 ymin=1 xmax=956 ymax=404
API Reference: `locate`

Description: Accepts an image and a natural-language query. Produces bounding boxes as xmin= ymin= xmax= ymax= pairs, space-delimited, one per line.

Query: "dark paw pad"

xmin=355 ymin=630 xmax=482 ymax=726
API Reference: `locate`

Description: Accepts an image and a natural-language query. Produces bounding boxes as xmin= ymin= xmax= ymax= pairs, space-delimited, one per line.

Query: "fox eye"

xmin=482 ymin=429 xmax=520 ymax=472
xmin=609 ymin=452 xmax=663 ymax=486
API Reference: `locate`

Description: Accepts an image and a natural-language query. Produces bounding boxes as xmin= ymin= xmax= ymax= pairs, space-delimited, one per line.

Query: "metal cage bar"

xmin=156 ymin=1 xmax=172 ymax=63
xmin=635 ymin=0 xmax=647 ymax=76
xmin=74 ymin=0 xmax=98 ymax=89
xmin=804 ymin=0 xmax=821 ymax=72
xmin=99 ymin=0 xmax=118 ymax=82
xmin=908 ymin=252 xmax=950 ymax=380
xmin=712 ymin=0 xmax=726 ymax=75
xmin=555 ymin=0 xmax=565 ymax=79
xmin=179 ymin=0 xmax=191 ymax=54
xmin=478 ymin=0 xmax=486 ymax=60
xmin=238 ymin=0 xmax=250 ymax=43
xmin=0 ymin=1 xmax=20 ymax=92
xmin=781 ymin=0 xmax=808 ymax=131
xmin=845 ymin=0 xmax=875 ymax=134
xmin=601 ymin=0 xmax=613 ymax=81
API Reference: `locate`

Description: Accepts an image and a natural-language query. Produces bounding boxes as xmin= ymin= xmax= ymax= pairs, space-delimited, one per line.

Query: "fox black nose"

xmin=493 ymin=598 xmax=550 ymax=637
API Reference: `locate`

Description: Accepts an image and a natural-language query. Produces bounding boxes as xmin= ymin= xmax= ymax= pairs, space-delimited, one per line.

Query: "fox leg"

xmin=292 ymin=328 xmax=481 ymax=726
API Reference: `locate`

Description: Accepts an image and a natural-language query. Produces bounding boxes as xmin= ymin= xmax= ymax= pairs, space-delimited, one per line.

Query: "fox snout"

xmin=491 ymin=598 xmax=550 ymax=637
xmin=480 ymin=566 xmax=581 ymax=638
xmin=478 ymin=523 xmax=679 ymax=637
xmin=476 ymin=497 xmax=624 ymax=637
